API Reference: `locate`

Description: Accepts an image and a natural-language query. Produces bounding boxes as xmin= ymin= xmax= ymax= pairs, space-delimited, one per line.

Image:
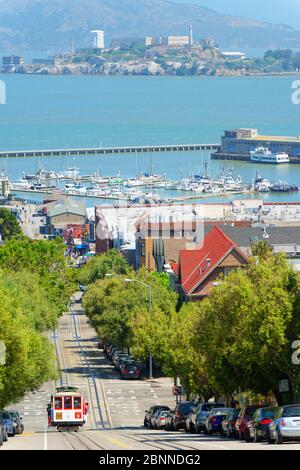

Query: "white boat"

xmin=250 ymin=147 xmax=290 ymax=164
xmin=254 ymin=172 xmax=272 ymax=192
xmin=57 ymin=167 xmax=80 ymax=179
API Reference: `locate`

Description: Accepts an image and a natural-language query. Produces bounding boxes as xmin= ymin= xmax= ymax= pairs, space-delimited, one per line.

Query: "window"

xmin=73 ymin=397 xmax=82 ymax=410
xmin=141 ymin=242 xmax=145 ymax=257
xmin=64 ymin=396 xmax=72 ymax=409
xmin=54 ymin=397 xmax=62 ymax=410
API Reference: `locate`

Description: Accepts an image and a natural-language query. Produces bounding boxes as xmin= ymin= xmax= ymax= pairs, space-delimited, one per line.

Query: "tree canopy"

xmin=0 ymin=237 xmax=77 ymax=407
xmin=0 ymin=208 xmax=23 ymax=240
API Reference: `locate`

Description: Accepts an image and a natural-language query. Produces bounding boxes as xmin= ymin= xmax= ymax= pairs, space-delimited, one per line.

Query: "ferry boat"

xmin=250 ymin=147 xmax=290 ymax=164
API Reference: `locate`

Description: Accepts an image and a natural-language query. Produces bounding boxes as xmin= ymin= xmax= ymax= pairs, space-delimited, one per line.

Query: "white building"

xmin=162 ymin=36 xmax=190 ymax=47
xmin=90 ymin=30 xmax=105 ymax=49
xmin=221 ymin=51 xmax=246 ymax=60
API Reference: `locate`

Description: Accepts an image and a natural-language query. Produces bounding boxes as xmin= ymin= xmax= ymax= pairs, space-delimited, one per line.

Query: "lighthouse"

xmin=189 ymin=24 xmax=193 ymax=46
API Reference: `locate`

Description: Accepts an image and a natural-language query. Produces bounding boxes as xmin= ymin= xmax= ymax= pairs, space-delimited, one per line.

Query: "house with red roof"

xmin=174 ymin=225 xmax=248 ymax=300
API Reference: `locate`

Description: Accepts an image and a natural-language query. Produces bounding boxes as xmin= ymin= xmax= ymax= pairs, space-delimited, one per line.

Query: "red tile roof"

xmin=179 ymin=225 xmax=247 ymax=295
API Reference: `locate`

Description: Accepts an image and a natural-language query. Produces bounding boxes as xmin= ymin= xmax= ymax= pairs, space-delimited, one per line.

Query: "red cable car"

xmin=48 ymin=386 xmax=88 ymax=431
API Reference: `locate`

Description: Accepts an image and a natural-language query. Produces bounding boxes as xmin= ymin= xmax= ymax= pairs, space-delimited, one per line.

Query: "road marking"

xmin=44 ymin=425 xmax=48 ymax=451
xmin=109 ymin=438 xmax=129 ymax=449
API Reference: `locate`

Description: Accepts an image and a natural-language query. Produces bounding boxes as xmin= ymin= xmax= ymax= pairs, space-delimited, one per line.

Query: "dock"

xmin=0 ymin=143 xmax=220 ymax=159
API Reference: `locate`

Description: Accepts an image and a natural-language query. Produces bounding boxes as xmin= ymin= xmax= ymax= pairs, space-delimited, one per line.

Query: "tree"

xmin=0 ymin=208 xmax=23 ymax=240
xmin=83 ymin=267 xmax=178 ymax=353
xmin=162 ymin=303 xmax=215 ymax=400
xmin=0 ymin=237 xmax=76 ymax=315
xmin=78 ymin=249 xmax=129 ymax=285
xmin=193 ymin=251 xmax=300 ymax=404
xmin=0 ymin=270 xmax=57 ymax=407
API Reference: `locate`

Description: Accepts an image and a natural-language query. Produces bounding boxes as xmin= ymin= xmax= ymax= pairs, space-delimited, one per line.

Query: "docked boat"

xmin=254 ymin=172 xmax=272 ymax=192
xmin=57 ymin=167 xmax=80 ymax=180
xmin=250 ymin=147 xmax=290 ymax=164
xmin=126 ymin=172 xmax=167 ymax=188
xmin=270 ymin=182 xmax=299 ymax=192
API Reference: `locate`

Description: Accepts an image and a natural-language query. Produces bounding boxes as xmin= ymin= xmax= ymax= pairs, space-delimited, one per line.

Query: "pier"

xmin=0 ymin=143 xmax=220 ymax=159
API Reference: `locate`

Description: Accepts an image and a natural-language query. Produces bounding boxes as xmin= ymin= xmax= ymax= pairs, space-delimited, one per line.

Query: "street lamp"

xmin=124 ymin=278 xmax=153 ymax=381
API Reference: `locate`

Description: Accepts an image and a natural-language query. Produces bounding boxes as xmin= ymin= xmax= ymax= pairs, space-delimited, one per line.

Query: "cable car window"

xmin=54 ymin=397 xmax=62 ymax=410
xmin=64 ymin=396 xmax=72 ymax=409
xmin=74 ymin=397 xmax=82 ymax=409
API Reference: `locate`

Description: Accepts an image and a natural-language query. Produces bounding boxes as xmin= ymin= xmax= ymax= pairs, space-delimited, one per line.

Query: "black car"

xmin=144 ymin=406 xmax=171 ymax=428
xmin=247 ymin=407 xmax=277 ymax=442
xmin=170 ymin=401 xmax=197 ymax=431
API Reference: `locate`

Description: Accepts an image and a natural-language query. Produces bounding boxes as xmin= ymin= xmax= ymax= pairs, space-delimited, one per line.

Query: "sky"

xmin=172 ymin=0 xmax=300 ymax=30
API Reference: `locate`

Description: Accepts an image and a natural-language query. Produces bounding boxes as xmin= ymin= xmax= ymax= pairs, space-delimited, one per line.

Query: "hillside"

xmin=0 ymin=0 xmax=299 ymax=51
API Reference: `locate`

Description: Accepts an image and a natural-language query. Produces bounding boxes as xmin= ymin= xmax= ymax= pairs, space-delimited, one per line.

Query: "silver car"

xmin=268 ymin=404 xmax=300 ymax=444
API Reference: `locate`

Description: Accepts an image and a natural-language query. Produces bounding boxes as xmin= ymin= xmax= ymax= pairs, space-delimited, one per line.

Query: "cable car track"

xmin=118 ymin=431 xmax=207 ymax=451
xmin=69 ymin=304 xmax=108 ymax=431
xmin=61 ymin=431 xmax=106 ymax=451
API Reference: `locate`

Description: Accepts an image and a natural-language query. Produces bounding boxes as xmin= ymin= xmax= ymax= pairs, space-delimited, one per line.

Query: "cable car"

xmin=48 ymin=386 xmax=88 ymax=431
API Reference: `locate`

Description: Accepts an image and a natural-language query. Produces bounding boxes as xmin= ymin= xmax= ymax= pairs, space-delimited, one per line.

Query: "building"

xmin=135 ymin=220 xmax=250 ymax=273
xmin=2 ymin=55 xmax=25 ymax=66
xmin=45 ymin=199 xmax=87 ymax=235
xmin=173 ymin=226 xmax=248 ymax=300
xmin=110 ymin=37 xmax=146 ymax=49
xmin=90 ymin=30 xmax=105 ymax=49
xmin=221 ymin=51 xmax=246 ymax=60
xmin=162 ymin=36 xmax=190 ymax=47
xmin=214 ymin=128 xmax=300 ymax=161
xmin=214 ymin=224 xmax=300 ymax=271
xmin=32 ymin=58 xmax=55 ymax=65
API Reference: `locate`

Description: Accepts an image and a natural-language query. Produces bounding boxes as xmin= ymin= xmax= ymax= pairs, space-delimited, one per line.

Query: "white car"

xmin=268 ymin=404 xmax=300 ymax=444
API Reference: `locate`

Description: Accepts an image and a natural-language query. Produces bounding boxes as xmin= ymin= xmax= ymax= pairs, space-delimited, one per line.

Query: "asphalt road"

xmin=3 ymin=300 xmax=300 ymax=451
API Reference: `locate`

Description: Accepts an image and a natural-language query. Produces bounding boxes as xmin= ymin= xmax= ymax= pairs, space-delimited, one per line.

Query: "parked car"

xmin=204 ymin=408 xmax=233 ymax=435
xmin=187 ymin=403 xmax=225 ymax=434
xmin=111 ymin=350 xmax=128 ymax=365
xmin=185 ymin=404 xmax=201 ymax=433
xmin=268 ymin=404 xmax=300 ymax=444
xmin=7 ymin=410 xmax=24 ymax=435
xmin=120 ymin=363 xmax=141 ymax=380
xmin=144 ymin=406 xmax=171 ymax=428
xmin=169 ymin=401 xmax=197 ymax=431
xmin=247 ymin=407 xmax=277 ymax=442
xmin=0 ymin=411 xmax=15 ymax=437
xmin=235 ymin=405 xmax=262 ymax=441
xmin=221 ymin=408 xmax=240 ymax=438
xmin=116 ymin=357 xmax=136 ymax=372
xmin=153 ymin=411 xmax=173 ymax=430
xmin=0 ymin=417 xmax=4 ymax=447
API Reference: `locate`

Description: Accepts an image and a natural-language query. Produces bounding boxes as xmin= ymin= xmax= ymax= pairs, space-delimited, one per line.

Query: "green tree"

xmin=78 ymin=249 xmax=129 ymax=285
xmin=193 ymin=252 xmax=300 ymax=404
xmin=162 ymin=303 xmax=215 ymax=400
xmin=83 ymin=267 xmax=177 ymax=352
xmin=0 ymin=271 xmax=57 ymax=407
xmin=0 ymin=237 xmax=76 ymax=315
xmin=0 ymin=208 xmax=23 ymax=240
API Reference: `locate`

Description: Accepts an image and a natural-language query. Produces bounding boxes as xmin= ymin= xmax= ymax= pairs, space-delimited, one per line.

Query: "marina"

xmin=4 ymin=162 xmax=299 ymax=206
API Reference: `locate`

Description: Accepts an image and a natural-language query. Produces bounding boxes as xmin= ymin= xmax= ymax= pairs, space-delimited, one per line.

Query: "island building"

xmin=221 ymin=51 xmax=246 ymax=60
xmin=212 ymin=128 xmax=300 ymax=162
xmin=2 ymin=55 xmax=25 ymax=66
xmin=90 ymin=30 xmax=105 ymax=49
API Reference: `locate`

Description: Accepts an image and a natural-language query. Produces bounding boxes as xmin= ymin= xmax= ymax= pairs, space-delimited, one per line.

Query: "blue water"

xmin=0 ymin=74 xmax=300 ymax=204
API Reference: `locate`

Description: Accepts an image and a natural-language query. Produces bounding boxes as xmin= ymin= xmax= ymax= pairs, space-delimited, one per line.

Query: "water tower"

xmin=90 ymin=30 xmax=105 ymax=49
